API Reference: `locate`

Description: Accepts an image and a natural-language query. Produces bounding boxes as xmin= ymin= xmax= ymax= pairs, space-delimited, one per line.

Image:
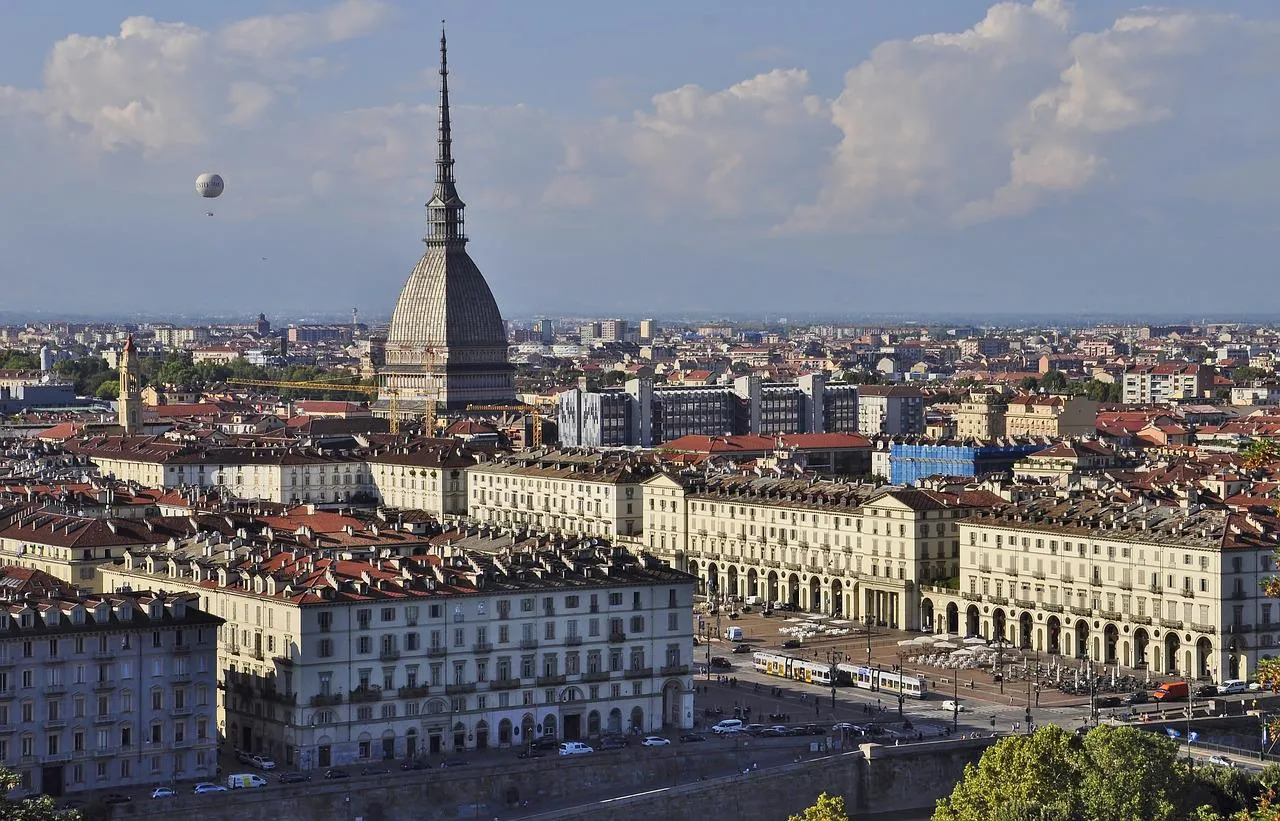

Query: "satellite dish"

xmin=195 ymin=173 xmax=224 ymax=199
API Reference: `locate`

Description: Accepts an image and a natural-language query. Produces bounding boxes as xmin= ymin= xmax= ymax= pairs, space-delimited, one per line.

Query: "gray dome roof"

xmin=386 ymin=246 xmax=508 ymax=350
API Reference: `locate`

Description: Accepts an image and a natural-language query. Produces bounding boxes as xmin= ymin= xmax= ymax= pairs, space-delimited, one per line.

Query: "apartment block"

xmin=100 ymin=540 xmax=695 ymax=771
xmin=919 ymin=494 xmax=1274 ymax=683
xmin=0 ymin=591 xmax=222 ymax=798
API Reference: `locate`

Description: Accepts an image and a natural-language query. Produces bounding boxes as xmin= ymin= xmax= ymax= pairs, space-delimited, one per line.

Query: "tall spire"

xmin=425 ymin=22 xmax=466 ymax=247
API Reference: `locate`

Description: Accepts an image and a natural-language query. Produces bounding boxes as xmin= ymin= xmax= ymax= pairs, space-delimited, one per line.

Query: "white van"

xmin=941 ymin=700 xmax=967 ymax=713
xmin=227 ymin=773 xmax=267 ymax=789
xmin=745 ymin=596 xmax=763 ymax=606
xmin=723 ymin=626 xmax=744 ymax=642
xmin=558 ymin=741 xmax=594 ymax=756
xmin=1220 ymin=679 xmax=1248 ymax=696
xmin=712 ymin=719 xmax=744 ymax=735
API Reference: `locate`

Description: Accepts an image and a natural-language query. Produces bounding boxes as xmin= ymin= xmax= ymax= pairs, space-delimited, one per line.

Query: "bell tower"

xmin=118 ymin=335 xmax=143 ymax=434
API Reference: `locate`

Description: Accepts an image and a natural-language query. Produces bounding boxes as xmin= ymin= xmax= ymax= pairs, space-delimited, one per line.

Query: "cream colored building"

xmin=99 ymin=538 xmax=696 ymax=770
xmin=66 ymin=437 xmax=374 ymax=506
xmin=467 ymin=451 xmax=656 ymax=539
xmin=953 ymin=392 xmax=1007 ymax=440
xmin=644 ymin=474 xmax=985 ymax=629
xmin=1002 ymin=395 xmax=1098 ymax=439
xmin=918 ymin=494 xmax=1275 ymax=682
xmin=0 ymin=510 xmax=183 ymax=590
xmin=367 ymin=444 xmax=474 ymax=518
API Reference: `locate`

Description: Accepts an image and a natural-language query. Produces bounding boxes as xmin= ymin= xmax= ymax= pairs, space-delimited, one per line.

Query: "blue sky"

xmin=2 ymin=0 xmax=1279 ymax=320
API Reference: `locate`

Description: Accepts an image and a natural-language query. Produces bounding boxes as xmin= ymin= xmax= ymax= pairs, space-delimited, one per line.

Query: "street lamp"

xmin=825 ymin=650 xmax=841 ymax=709
xmin=865 ymin=614 xmax=874 ymax=666
xmin=953 ymin=676 xmax=959 ymax=733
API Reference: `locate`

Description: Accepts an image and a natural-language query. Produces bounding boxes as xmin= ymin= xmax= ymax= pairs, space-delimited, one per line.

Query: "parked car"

xmin=150 ymin=788 xmax=176 ymax=800
xmin=193 ymin=783 xmax=228 ymax=795
xmin=250 ymin=754 xmax=277 ymax=770
xmin=227 ymin=773 xmax=268 ymax=789
xmin=324 ymin=769 xmax=351 ymax=780
xmin=781 ymin=639 xmax=801 ymax=649
xmin=743 ymin=723 xmax=766 ymax=736
xmin=941 ymin=700 xmax=967 ymax=713
xmin=710 ymin=657 xmax=733 ymax=670
xmin=400 ymin=759 xmax=431 ymax=771
xmin=558 ymin=741 xmax=594 ymax=756
xmin=641 ymin=736 xmax=671 ymax=747
xmin=760 ymin=727 xmax=789 ymax=738
xmin=712 ymin=719 xmax=744 ymax=735
xmin=1098 ymin=696 xmax=1123 ymax=708
xmin=598 ymin=737 xmax=629 ymax=751
xmin=235 ymin=750 xmax=254 ymax=765
xmin=440 ymin=758 xmax=470 ymax=768
xmin=529 ymin=736 xmax=561 ymax=751
xmin=279 ymin=772 xmax=311 ymax=784
xmin=517 ymin=748 xmax=546 ymax=759
xmin=1208 ymin=755 xmax=1237 ymax=768
xmin=1220 ymin=680 xmax=1249 ymax=696
xmin=679 ymin=733 xmax=706 ymax=743
xmin=801 ymin=724 xmax=825 ymax=736
xmin=732 ymin=644 xmax=753 ymax=654
xmin=1125 ymin=690 xmax=1150 ymax=705
xmin=1195 ymin=684 xmax=1219 ymax=698
xmin=103 ymin=793 xmax=133 ymax=804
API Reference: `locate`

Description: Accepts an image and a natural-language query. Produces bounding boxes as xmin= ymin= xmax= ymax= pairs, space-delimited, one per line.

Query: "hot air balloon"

xmin=195 ymin=173 xmax=224 ymax=199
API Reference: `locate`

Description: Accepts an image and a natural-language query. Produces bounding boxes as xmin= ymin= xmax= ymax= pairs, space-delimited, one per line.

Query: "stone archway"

xmin=945 ymin=603 xmax=959 ymax=635
xmin=607 ymin=708 xmax=622 ymax=734
xmin=1019 ymin=613 xmax=1033 ymax=650
xmin=498 ymin=718 xmax=513 ymax=746
xmin=727 ymin=566 xmax=740 ymax=600
xmin=662 ymin=680 xmax=683 ymax=727
xmin=707 ymin=563 xmax=721 ymax=601
xmin=1164 ymin=633 xmax=1181 ymax=675
xmin=475 ymin=721 xmax=489 ymax=750
xmin=1074 ymin=620 xmax=1090 ymax=661
xmin=1104 ymin=624 xmax=1119 ymax=665
xmin=1228 ymin=637 xmax=1247 ymax=680
xmin=992 ymin=609 xmax=1007 ymax=643
xmin=808 ymin=576 xmax=822 ymax=613
xmin=630 ymin=706 xmax=645 ymax=734
xmin=767 ymin=571 xmax=779 ymax=605
xmin=787 ymin=574 xmax=801 ymax=608
xmin=832 ymin=579 xmax=845 ymax=617
xmin=587 ymin=710 xmax=601 ymax=737
xmin=965 ymin=605 xmax=980 ymax=637
xmin=521 ymin=713 xmax=536 ymax=743
xmin=1196 ymin=637 xmax=1213 ymax=680
xmin=921 ymin=598 xmax=935 ymax=633
xmin=1047 ymin=616 xmax=1061 ymax=655
xmin=1134 ymin=628 xmax=1149 ymax=669
xmin=542 ymin=714 xmax=557 ymax=740
xmin=747 ymin=569 xmax=759 ymax=598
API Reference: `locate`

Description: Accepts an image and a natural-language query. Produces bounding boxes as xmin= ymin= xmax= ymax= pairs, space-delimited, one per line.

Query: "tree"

xmin=789 ymin=792 xmax=849 ymax=821
xmin=0 ymin=767 xmax=79 ymax=819
xmin=1019 ymin=376 xmax=1040 ymax=391
xmin=1233 ymin=366 xmax=1271 ymax=384
xmin=935 ymin=725 xmax=1256 ymax=821
xmin=1241 ymin=440 xmax=1280 ymax=472
xmin=1039 ymin=370 xmax=1069 ymax=393
xmin=0 ymin=350 xmax=39 ymax=370
xmin=94 ymin=381 xmax=119 ymax=401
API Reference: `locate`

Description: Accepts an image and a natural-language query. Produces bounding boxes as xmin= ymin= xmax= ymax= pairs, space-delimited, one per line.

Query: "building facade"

xmin=0 ymin=591 xmax=221 ymax=797
xmin=100 ymin=541 xmax=695 ymax=771
xmin=917 ymin=495 xmax=1276 ymax=683
xmin=1002 ymin=395 xmax=1098 ymax=439
xmin=856 ymin=385 xmax=925 ymax=436
xmin=644 ymin=474 xmax=981 ymax=629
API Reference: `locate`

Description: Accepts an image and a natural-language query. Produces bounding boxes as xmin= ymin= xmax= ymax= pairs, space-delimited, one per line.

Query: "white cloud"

xmin=0 ymin=1 xmax=390 ymax=153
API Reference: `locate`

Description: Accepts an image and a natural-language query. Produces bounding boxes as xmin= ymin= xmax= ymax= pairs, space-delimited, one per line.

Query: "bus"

xmin=836 ymin=663 xmax=929 ymax=698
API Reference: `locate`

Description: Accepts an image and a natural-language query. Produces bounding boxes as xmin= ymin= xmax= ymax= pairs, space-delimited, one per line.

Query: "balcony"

xmin=43 ymin=683 xmax=67 ymax=696
xmin=1098 ymin=610 xmax=1122 ymax=622
xmin=1004 ymin=567 xmax=1019 ymax=577
xmin=488 ymin=678 xmax=521 ymax=691
xmin=172 ymin=704 xmax=192 ymax=716
xmin=309 ymin=693 xmax=343 ymax=708
xmin=543 ymin=607 xmax=556 ymax=617
xmin=1088 ymin=578 xmax=1102 ymax=588
xmin=1042 ymin=603 xmax=1064 ymax=613
xmin=379 ymin=650 xmax=401 ymax=662
xmin=1231 ymin=590 xmax=1249 ymax=600
xmin=445 ymin=683 xmax=476 ymax=695
xmin=988 ymin=596 xmax=1009 ymax=607
xmin=172 ymin=644 xmax=192 ymax=655
xmin=1149 ymin=585 xmax=1163 ymax=595
xmin=961 ymin=592 xmax=982 ymax=602
xmin=0 ymin=689 xmax=13 ymax=701
xmin=582 ymin=671 xmax=611 ymax=683
xmin=1031 ymin=570 xmax=1046 ymax=580
xmin=535 ymin=675 xmax=567 ymax=687
xmin=426 ymin=647 xmax=448 ymax=658
xmin=1118 ymin=581 xmax=1133 ymax=591
xmin=398 ymin=685 xmax=431 ymax=699
xmin=1229 ymin=623 xmax=1255 ymax=634
xmin=173 ymin=737 xmax=193 ymax=749
xmin=519 ymin=639 xmax=540 ymax=651
xmin=266 ymin=690 xmax=297 ymax=706
xmin=1069 ymin=606 xmax=1092 ymax=617
xmin=1013 ymin=599 xmax=1036 ymax=610
xmin=42 ymin=718 xmax=67 ymax=730
xmin=1130 ymin=615 xmax=1152 ymax=625
xmin=1159 ymin=618 xmax=1184 ymax=630
xmin=660 ymin=664 xmax=690 ymax=676
xmin=93 ymin=747 xmax=118 ymax=758
xmin=978 ymin=564 xmax=992 ymax=573
xmin=357 ymin=621 xmax=372 ymax=632
xmin=564 ymin=636 xmax=583 ymax=647
xmin=783 ymin=562 xmax=802 ymax=572
xmin=1180 ymin=588 xmax=1195 ymax=599
xmin=608 ymin=632 xmax=627 ymax=644
xmin=273 ymin=655 xmax=294 ymax=667
xmin=625 ymin=667 xmax=654 ymax=679
xmin=1191 ymin=623 xmax=1217 ymax=634
xmin=472 ymin=642 xmax=493 ymax=654
xmin=92 ymin=714 xmax=115 ymax=725
xmin=762 ymin=560 xmax=781 ymax=570
xmin=350 ymin=686 xmax=383 ymax=704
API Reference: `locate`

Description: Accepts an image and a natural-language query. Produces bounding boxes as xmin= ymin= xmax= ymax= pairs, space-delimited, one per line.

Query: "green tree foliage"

xmin=1241 ymin=440 xmax=1280 ymax=472
xmin=1081 ymin=379 xmax=1123 ymax=404
xmin=94 ymin=381 xmax=119 ymax=401
xmin=789 ymin=792 xmax=849 ymax=821
xmin=52 ymin=358 xmax=116 ymax=397
xmin=1039 ymin=370 xmax=1069 ymax=393
xmin=1233 ymin=366 xmax=1272 ymax=384
xmin=935 ymin=725 xmax=1266 ymax=821
xmin=0 ymin=767 xmax=79 ymax=819
xmin=0 ymin=351 xmax=40 ymax=371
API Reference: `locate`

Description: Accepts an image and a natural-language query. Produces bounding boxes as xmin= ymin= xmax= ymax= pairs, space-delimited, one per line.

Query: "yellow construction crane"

xmin=466 ymin=397 xmax=557 ymax=447
xmin=227 ymin=378 xmax=421 ymax=435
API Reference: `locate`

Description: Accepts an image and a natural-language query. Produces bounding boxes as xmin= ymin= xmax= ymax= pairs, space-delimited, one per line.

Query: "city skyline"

xmin=3 ymin=0 xmax=1279 ymax=317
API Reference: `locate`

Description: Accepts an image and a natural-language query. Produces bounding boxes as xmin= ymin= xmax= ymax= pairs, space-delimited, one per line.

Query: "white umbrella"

xmin=897 ymin=639 xmax=917 ymax=647
xmin=964 ymin=637 xmax=987 ymax=646
xmin=933 ymin=642 xmax=958 ymax=651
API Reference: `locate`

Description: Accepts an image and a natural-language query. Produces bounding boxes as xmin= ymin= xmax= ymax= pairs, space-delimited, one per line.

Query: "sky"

xmin=2 ymin=0 xmax=1279 ymax=321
